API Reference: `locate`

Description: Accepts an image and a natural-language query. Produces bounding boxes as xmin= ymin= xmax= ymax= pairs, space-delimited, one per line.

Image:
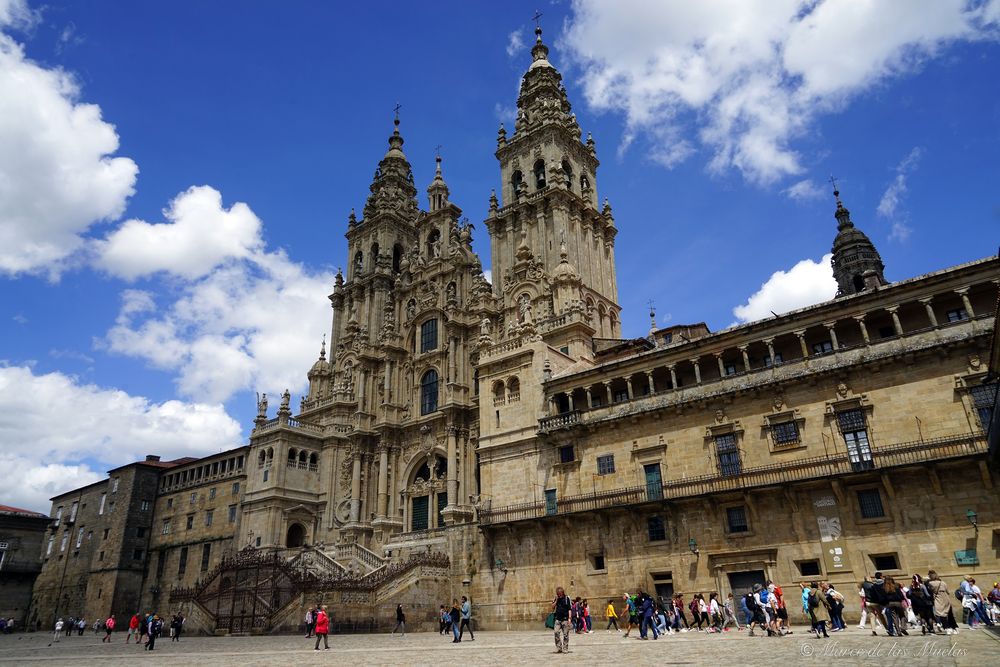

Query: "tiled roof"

xmin=0 ymin=504 xmax=49 ymax=518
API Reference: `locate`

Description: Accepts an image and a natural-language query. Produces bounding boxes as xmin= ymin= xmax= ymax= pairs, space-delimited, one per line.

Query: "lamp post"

xmin=966 ymin=509 xmax=978 ymax=534
xmin=688 ymin=538 xmax=699 ymax=555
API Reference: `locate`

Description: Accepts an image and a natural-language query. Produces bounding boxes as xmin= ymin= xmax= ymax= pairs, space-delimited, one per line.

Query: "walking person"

xmin=909 ymin=575 xmax=935 ymax=634
xmin=621 ymin=593 xmax=636 ymax=638
xmin=77 ymin=617 xmax=86 ymax=636
xmin=170 ymin=613 xmax=183 ymax=641
xmin=145 ymin=615 xmax=162 ymax=651
xmin=102 ymin=614 xmax=115 ymax=642
xmin=52 ymin=618 xmax=63 ymax=644
xmin=639 ymin=591 xmax=659 ymax=640
xmin=883 ymin=576 xmax=908 ymax=636
xmin=807 ymin=582 xmax=831 ymax=638
xmin=605 ymin=598 xmax=620 ymax=632
xmin=552 ymin=586 xmax=573 ymax=654
xmin=723 ymin=593 xmax=741 ymax=631
xmin=824 ymin=583 xmax=846 ymax=631
xmin=304 ymin=606 xmax=315 ymax=638
xmin=439 ymin=605 xmax=451 ymax=635
xmin=391 ymin=604 xmax=406 ymax=637
xmin=862 ymin=574 xmax=892 ymax=636
xmin=313 ymin=605 xmax=330 ymax=650
xmin=459 ymin=596 xmax=475 ymax=641
xmin=127 ymin=613 xmax=140 ymax=643
xmin=449 ymin=600 xmax=461 ymax=642
xmin=926 ymin=570 xmax=958 ymax=634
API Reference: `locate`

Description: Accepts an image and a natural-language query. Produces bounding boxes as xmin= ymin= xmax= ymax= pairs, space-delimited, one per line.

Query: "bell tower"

xmin=485 ymin=25 xmax=621 ymax=342
xmin=829 ymin=185 xmax=887 ymax=296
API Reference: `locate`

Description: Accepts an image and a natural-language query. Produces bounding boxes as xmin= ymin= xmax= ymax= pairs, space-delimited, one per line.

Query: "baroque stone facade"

xmin=28 ymin=26 xmax=1000 ymax=633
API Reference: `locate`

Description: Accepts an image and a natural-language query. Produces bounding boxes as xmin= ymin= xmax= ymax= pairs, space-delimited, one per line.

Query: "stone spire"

xmin=427 ymin=154 xmax=449 ymax=212
xmin=829 ymin=185 xmax=886 ymax=296
xmin=361 ymin=116 xmax=419 ymax=222
xmin=513 ymin=24 xmax=576 ymax=137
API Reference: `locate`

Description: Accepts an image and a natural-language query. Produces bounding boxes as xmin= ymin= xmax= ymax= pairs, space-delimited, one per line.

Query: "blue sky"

xmin=1 ymin=0 xmax=998 ymax=511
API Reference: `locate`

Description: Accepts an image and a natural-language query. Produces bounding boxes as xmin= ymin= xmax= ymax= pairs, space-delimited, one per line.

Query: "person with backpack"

xmin=551 ymin=586 xmax=573 ymax=654
xmin=621 ymin=594 xmax=636 ymax=637
xmin=145 ymin=615 xmax=163 ymax=651
xmin=862 ymin=574 xmax=892 ymax=636
xmin=909 ymin=575 xmax=934 ymax=634
xmin=746 ymin=585 xmax=768 ymax=637
xmin=806 ymin=582 xmax=831 ymax=638
xmin=824 ymin=583 xmax=846 ymax=631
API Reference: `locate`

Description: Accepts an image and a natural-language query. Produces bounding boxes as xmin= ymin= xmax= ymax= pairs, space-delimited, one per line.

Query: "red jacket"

xmin=315 ymin=610 xmax=329 ymax=634
xmin=129 ymin=615 xmax=139 ymax=629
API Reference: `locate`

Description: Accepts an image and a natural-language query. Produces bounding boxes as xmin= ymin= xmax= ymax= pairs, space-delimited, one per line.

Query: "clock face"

xmin=335 ymin=499 xmax=352 ymax=524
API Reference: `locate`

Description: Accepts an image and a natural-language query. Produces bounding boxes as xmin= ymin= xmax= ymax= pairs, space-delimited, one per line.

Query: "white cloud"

xmin=732 ymin=253 xmax=837 ymax=323
xmin=95 ymin=185 xmax=263 ymax=280
xmin=784 ymin=178 xmax=826 ymax=202
xmin=12 ymin=313 xmax=27 ymax=324
xmin=100 ymin=188 xmax=335 ymax=403
xmin=0 ymin=364 xmax=240 ymax=512
xmin=563 ymin=0 xmax=1000 ymax=185
xmin=877 ymin=146 xmax=923 ymax=219
xmin=506 ymin=29 xmax=525 ymax=58
xmin=0 ymin=3 xmax=137 ymax=278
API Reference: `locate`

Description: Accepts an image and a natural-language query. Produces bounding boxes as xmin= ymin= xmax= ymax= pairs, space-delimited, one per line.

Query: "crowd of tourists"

xmin=302 ymin=597 xmax=477 ymax=649
xmin=550 ymin=571 xmax=1000 ymax=653
xmin=47 ymin=611 xmax=184 ymax=650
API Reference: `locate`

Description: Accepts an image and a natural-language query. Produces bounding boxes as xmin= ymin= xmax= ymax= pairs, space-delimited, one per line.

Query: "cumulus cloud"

xmin=563 ymin=0 xmax=999 ymax=185
xmin=0 ymin=1 xmax=137 ymax=278
xmin=0 ymin=364 xmax=240 ymax=512
xmin=784 ymin=178 xmax=827 ymax=202
xmin=100 ymin=188 xmax=335 ymax=403
xmin=506 ymin=29 xmax=525 ymax=58
xmin=732 ymin=254 xmax=837 ymax=323
xmin=96 ymin=185 xmax=264 ymax=280
xmin=877 ymin=147 xmax=923 ymax=245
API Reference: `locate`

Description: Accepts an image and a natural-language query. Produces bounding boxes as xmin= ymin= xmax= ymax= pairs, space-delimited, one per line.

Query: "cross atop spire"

xmin=393 ymin=102 xmax=402 ymax=122
xmin=532 ymin=9 xmax=543 ymax=31
xmin=829 ymin=174 xmax=843 ymax=207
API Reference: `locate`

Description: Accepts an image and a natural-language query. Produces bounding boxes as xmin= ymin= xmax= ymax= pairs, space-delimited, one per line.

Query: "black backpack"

xmin=863 ymin=580 xmax=886 ymax=605
xmin=744 ymin=592 xmax=756 ymax=610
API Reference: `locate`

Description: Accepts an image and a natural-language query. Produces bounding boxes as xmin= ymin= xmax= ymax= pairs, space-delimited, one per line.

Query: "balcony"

xmin=478 ymin=433 xmax=986 ymax=526
xmin=538 ymin=410 xmax=580 ymax=432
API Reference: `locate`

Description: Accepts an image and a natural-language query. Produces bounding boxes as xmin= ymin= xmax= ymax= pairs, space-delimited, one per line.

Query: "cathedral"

xmin=28 ymin=26 xmax=999 ymax=633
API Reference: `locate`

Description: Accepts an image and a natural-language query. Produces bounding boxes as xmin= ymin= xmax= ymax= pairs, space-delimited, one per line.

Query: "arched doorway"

xmin=285 ymin=523 xmax=305 ymax=548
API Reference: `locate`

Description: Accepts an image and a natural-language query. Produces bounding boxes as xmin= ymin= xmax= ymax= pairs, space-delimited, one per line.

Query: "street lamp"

xmin=688 ymin=538 xmax=699 ymax=555
xmin=966 ymin=509 xmax=978 ymax=534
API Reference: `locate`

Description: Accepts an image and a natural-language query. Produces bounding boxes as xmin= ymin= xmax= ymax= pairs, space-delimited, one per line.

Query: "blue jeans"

xmin=640 ymin=615 xmax=658 ymax=639
xmin=451 ymin=622 xmax=460 ymax=640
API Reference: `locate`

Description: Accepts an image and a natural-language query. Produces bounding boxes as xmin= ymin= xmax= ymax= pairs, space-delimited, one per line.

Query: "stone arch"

xmin=561 ymin=159 xmax=573 ymax=189
xmin=285 ymin=523 xmax=306 ymax=548
xmin=298 ymin=450 xmax=307 ymax=464
xmin=287 ymin=448 xmax=297 ymax=463
xmin=492 ymin=380 xmax=505 ymax=403
xmin=533 ymin=159 xmax=546 ymax=189
xmin=852 ymin=274 xmax=864 ymax=293
xmin=266 ymin=447 xmax=274 ymax=460
xmin=580 ymin=174 xmax=591 ymax=192
xmin=353 ymin=250 xmax=363 ymax=275
xmin=370 ymin=242 xmax=380 ymax=270
xmin=507 ymin=376 xmax=520 ymax=397
xmin=392 ymin=244 xmax=403 ymax=273
xmin=511 ymin=170 xmax=524 ymax=198
xmin=309 ymin=452 xmax=318 ymax=467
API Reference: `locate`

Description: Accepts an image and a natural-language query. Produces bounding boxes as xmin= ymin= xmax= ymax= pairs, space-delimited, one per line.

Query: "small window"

xmin=970 ymin=383 xmax=997 ymax=431
xmin=102 ymin=528 xmax=109 ymax=540
xmin=140 ymin=500 xmax=150 ymax=512
xmin=420 ymin=319 xmax=438 ymax=353
xmin=186 ymin=515 xmax=194 ymax=530
xmin=161 ymin=519 xmax=170 ymax=535
xmin=166 ymin=498 xmax=173 ymax=509
xmin=201 ymin=543 xmax=211 ymax=571
xmin=812 ymin=340 xmax=834 ymax=354
xmin=871 ymin=553 xmax=899 ymax=571
xmin=559 ymin=346 xmax=569 ymax=355
xmin=946 ymin=308 xmax=968 ymax=323
xmin=798 ymin=560 xmax=821 ymax=577
xmin=613 ymin=389 xmax=629 ymax=403
xmin=647 ymin=516 xmax=666 ymax=542
xmin=209 ymin=488 xmax=216 ymax=500
xmin=726 ymin=506 xmax=749 ymax=533
xmin=590 ymin=553 xmax=606 ymax=571
xmin=591 ymin=395 xmax=603 ymax=408
xmin=111 ymin=477 xmax=120 ymax=493
xmin=255 ymin=537 xmax=262 ymax=547
xmin=228 ymin=504 xmax=238 ymax=523
xmin=132 ymin=548 xmax=144 ymax=561
xmin=596 ymin=454 xmax=615 ymax=475
xmin=559 ymin=445 xmax=575 ymax=464
xmin=715 ymin=433 xmax=741 ymax=476
xmin=98 ymin=493 xmax=106 ymax=515
xmin=263 ymin=469 xmax=269 ymax=482
xmin=662 ymin=333 xmax=673 ymax=344
xmin=763 ymin=352 xmax=783 ymax=367
xmin=205 ymin=509 xmax=214 ymax=527
xmin=724 ymin=363 xmax=738 ymax=376
xmin=136 ymin=527 xmax=146 ymax=538
xmin=190 ymin=492 xmax=197 ymax=504
xmin=178 ymin=546 xmax=188 ymax=576
xmin=770 ymin=421 xmax=800 ymax=447
xmin=857 ymin=489 xmax=885 ymax=519
xmin=98 ymin=550 xmax=104 ymax=561
xmin=232 ymin=481 xmax=240 ymax=495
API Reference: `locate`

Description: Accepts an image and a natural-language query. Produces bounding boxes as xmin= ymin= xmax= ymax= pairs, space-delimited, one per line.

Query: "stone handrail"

xmin=483 ymin=337 xmax=524 ymax=358
xmin=334 ymin=541 xmax=385 ymax=571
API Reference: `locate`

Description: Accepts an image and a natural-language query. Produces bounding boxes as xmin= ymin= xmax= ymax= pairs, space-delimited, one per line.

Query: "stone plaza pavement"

xmin=1 ymin=626 xmax=997 ymax=666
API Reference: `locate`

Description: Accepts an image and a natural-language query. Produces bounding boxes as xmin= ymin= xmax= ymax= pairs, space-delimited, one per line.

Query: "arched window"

xmin=492 ymin=381 xmax=505 ymax=405
xmin=286 ymin=523 xmax=305 ymax=548
xmin=287 ymin=448 xmax=297 ymax=463
xmin=258 ymin=451 xmax=266 ymax=467
xmin=392 ymin=244 xmax=403 ymax=274
xmin=507 ymin=376 xmax=520 ymax=400
xmin=267 ymin=447 xmax=273 ymax=460
xmin=298 ymin=450 xmax=307 ymax=464
xmin=421 ymin=369 xmax=439 ymax=415
xmin=309 ymin=452 xmax=318 ymax=469
xmin=370 ymin=242 xmax=380 ymax=270
xmin=561 ymin=159 xmax=573 ymax=189
xmin=852 ymin=274 xmax=865 ymax=293
xmin=511 ymin=170 xmax=524 ymax=198
xmin=420 ymin=318 xmax=438 ymax=353
xmin=533 ymin=159 xmax=546 ymax=189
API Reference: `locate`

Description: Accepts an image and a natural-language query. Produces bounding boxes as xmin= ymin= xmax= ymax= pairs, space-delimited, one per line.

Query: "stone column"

xmin=585 ymin=387 xmax=593 ymax=409
xmin=764 ymin=339 xmax=776 ymax=365
xmin=565 ymin=391 xmax=575 ymax=411
xmin=887 ymin=305 xmax=903 ymax=336
xmin=604 ymin=381 xmax=613 ymax=405
xmin=919 ymin=297 xmax=938 ymax=327
xmin=448 ymin=335 xmax=457 ymax=384
xmin=715 ymin=353 xmax=726 ymax=377
xmin=646 ymin=371 xmax=655 ymax=395
xmin=854 ymin=315 xmax=870 ymax=345
xmin=349 ymin=449 xmax=362 ymax=523
xmin=956 ymin=287 xmax=975 ymax=317
xmin=794 ymin=330 xmax=809 ymax=358
xmin=692 ymin=359 xmax=702 ymax=384
xmin=668 ymin=364 xmax=678 ymax=389
xmin=625 ymin=378 xmax=634 ymax=400
xmin=446 ymin=426 xmax=458 ymax=509
xmin=738 ymin=345 xmax=750 ymax=372
xmin=383 ymin=359 xmax=392 ymax=404
xmin=824 ymin=322 xmax=839 ymax=350
xmin=376 ymin=444 xmax=389 ymax=519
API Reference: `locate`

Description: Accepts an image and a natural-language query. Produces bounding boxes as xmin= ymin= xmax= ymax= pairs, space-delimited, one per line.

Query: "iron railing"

xmin=478 ymin=433 xmax=986 ymax=526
